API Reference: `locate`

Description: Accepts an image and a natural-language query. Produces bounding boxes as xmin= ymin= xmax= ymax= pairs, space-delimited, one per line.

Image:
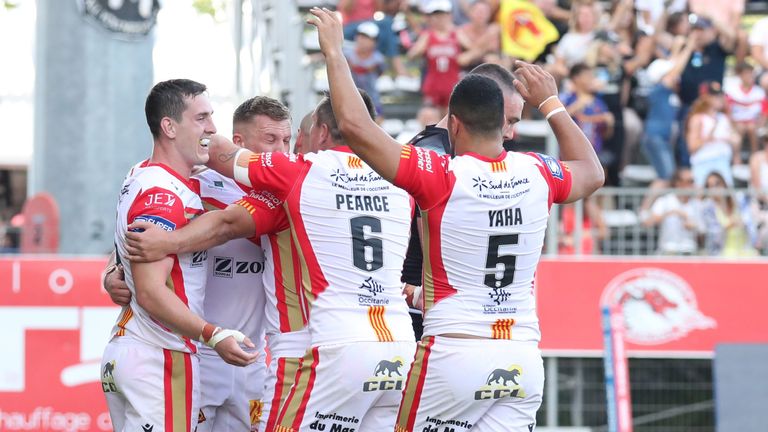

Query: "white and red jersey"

xmin=393 ymin=146 xmax=572 ymax=341
xmin=192 ymin=169 xmax=268 ymax=356
xmin=233 ymin=147 xmax=415 ymax=346
xmin=112 ymin=160 xmax=207 ymax=353
xmin=725 ymin=82 xmax=767 ymax=123
xmin=236 ymin=189 xmax=311 ymax=358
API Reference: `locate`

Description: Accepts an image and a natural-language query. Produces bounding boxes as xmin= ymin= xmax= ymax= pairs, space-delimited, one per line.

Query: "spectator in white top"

xmin=643 ymin=167 xmax=702 ymax=255
xmin=749 ymin=16 xmax=768 ymax=89
xmin=634 ymin=0 xmax=687 ymax=36
xmin=725 ymin=62 xmax=766 ymax=157
xmin=549 ymin=1 xmax=602 ymax=80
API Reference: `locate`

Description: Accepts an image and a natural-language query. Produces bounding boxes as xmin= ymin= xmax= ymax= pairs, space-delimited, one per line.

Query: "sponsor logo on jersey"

xmin=474 ymin=365 xmax=526 ymax=400
xmin=144 ymin=191 xmax=177 ymax=207
xmin=212 ymin=180 xmax=224 ymax=188
xmin=249 ymin=399 xmax=263 ymax=431
xmin=310 ymin=411 xmax=361 ymax=431
xmin=422 ymin=416 xmax=474 ymax=431
xmin=414 ymin=147 xmax=434 ymax=173
xmin=214 ymin=256 xmax=233 ymax=277
xmin=600 ymin=268 xmax=716 ymax=344
xmin=133 ymin=215 xmax=176 ymax=232
xmin=212 ymin=256 xmax=264 ymax=277
xmin=191 ymin=250 xmax=208 ymax=268
xmin=330 ymin=169 xmax=388 ymax=192
xmin=101 ymin=360 xmax=117 ymax=393
xmin=363 ymin=357 xmax=406 ymax=392
xmin=537 ymin=153 xmax=563 ymax=180
xmin=247 ymin=189 xmax=282 ymax=210
xmin=358 ymin=278 xmax=389 ymax=306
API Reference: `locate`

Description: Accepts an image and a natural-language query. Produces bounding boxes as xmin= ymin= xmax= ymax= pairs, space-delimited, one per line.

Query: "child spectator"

xmin=562 ymin=63 xmax=614 ymax=165
xmin=344 ymin=21 xmax=387 ymax=117
xmin=725 ymin=62 xmax=766 ymax=158
xmin=407 ymin=0 xmax=473 ymax=112
xmin=339 ymin=0 xmax=381 ymax=40
xmin=686 ymin=82 xmax=740 ymax=187
xmin=643 ymin=168 xmax=702 ymax=256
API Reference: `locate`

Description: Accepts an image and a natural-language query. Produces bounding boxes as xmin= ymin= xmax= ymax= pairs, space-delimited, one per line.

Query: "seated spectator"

xmin=686 ymin=82 xmax=740 ymax=187
xmin=701 ymin=171 xmax=758 ymax=257
xmin=639 ymin=36 xmax=695 ymax=211
xmin=749 ymin=147 xmax=768 ymax=251
xmin=558 ymin=196 xmax=607 ymax=254
xmin=549 ymin=0 xmax=602 ymax=80
xmin=643 ymin=168 xmax=702 ymax=256
xmin=339 ymin=0 xmax=381 ymax=40
xmin=725 ymin=62 xmax=766 ymax=158
xmin=456 ymin=0 xmax=500 ymax=70
xmin=407 ymin=0 xmax=473 ymax=113
xmin=344 ymin=21 xmax=387 ymax=117
xmin=562 ymin=63 xmax=614 ymax=166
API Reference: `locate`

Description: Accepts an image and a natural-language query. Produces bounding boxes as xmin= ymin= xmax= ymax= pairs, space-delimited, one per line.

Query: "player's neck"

xmin=455 ymin=137 xmax=504 ymax=159
xmin=150 ymin=141 xmax=193 ymax=179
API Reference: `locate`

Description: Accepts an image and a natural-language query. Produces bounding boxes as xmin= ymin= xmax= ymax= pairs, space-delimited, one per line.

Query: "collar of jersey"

xmin=139 ymin=159 xmax=198 ymax=191
xmin=461 ymin=150 xmax=507 ymax=163
xmin=329 ymin=145 xmax=355 ymax=154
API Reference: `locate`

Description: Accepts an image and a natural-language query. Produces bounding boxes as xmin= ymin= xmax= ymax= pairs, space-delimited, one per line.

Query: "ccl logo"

xmin=474 ymin=365 xmax=526 ymax=400
xmin=363 ymin=357 xmax=405 ymax=392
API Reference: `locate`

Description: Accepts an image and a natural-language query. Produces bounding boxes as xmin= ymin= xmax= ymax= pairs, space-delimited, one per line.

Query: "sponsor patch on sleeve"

xmin=132 ymin=215 xmax=176 ymax=232
xmin=537 ymin=153 xmax=564 ymax=180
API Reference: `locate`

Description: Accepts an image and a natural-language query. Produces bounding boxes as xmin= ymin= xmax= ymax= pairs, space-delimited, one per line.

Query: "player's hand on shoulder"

xmin=104 ymin=264 xmax=132 ymax=306
xmin=213 ymin=333 xmax=259 ymax=367
xmin=307 ymin=7 xmax=344 ymax=57
xmin=125 ymin=220 xmax=174 ymax=262
xmin=512 ymin=60 xmax=559 ymax=108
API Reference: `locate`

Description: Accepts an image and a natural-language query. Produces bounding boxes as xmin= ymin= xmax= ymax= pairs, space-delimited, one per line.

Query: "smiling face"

xmin=173 ymin=93 xmax=216 ymax=167
xmin=234 ymin=114 xmax=291 ymax=153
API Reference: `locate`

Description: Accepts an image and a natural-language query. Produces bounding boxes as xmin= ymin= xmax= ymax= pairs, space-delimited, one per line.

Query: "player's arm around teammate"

xmin=308 ymin=6 xmax=604 ymax=197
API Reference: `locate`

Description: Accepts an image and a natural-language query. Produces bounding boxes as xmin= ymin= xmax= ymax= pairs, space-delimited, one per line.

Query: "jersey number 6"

xmin=484 ymin=234 xmax=519 ymax=289
xmin=350 ymin=216 xmax=384 ymax=272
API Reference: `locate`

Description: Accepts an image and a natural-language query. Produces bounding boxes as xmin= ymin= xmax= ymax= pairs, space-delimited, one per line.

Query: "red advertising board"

xmin=0 ymin=257 xmax=115 ymax=431
xmin=537 ymin=257 xmax=768 ymax=357
xmin=2 ymin=256 xmax=767 ymax=431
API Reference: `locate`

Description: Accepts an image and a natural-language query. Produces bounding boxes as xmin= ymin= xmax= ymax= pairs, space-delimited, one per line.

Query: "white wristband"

xmin=537 ymin=95 xmax=558 ymax=110
xmin=545 ymin=107 xmax=567 ymax=121
xmin=412 ymin=285 xmax=423 ymax=309
xmin=205 ymin=328 xmax=246 ymax=349
xmin=232 ymin=149 xmax=251 ymax=187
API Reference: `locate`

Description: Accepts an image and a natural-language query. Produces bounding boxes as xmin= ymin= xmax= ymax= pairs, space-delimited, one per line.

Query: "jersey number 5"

xmin=350 ymin=216 xmax=383 ymax=272
xmin=484 ymin=234 xmax=519 ymax=288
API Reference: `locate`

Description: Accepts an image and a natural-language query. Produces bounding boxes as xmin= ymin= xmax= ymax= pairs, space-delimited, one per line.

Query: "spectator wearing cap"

xmin=676 ymin=12 xmax=737 ymax=168
xmin=725 ymin=62 xmax=766 ymax=158
xmin=408 ymin=0 xmax=474 ymax=112
xmin=639 ymin=36 xmax=695 ymax=213
xmin=549 ymin=1 xmax=601 ymax=81
xmin=344 ymin=21 xmax=388 ymax=117
xmin=686 ymin=81 xmax=740 ymax=187
xmin=339 ymin=0 xmax=383 ymax=41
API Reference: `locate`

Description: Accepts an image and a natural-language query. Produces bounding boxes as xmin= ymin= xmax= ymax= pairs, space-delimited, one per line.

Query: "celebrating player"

xmin=308 ymin=7 xmax=604 ymax=431
xmin=100 ymin=79 xmax=257 ymax=432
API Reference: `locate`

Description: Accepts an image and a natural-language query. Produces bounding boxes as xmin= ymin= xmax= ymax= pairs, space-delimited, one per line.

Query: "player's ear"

xmin=448 ymin=114 xmax=461 ymax=137
xmin=232 ymin=132 xmax=245 ymax=148
xmin=160 ymin=116 xmax=176 ymax=139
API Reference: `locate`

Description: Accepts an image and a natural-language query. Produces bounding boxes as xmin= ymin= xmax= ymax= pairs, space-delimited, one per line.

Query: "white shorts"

xmin=275 ymin=340 xmax=417 ymax=432
xmin=259 ymin=355 xmax=302 ymax=432
xmin=101 ymin=336 xmax=200 ymax=432
xmin=196 ymin=350 xmax=267 ymax=432
xmin=396 ymin=336 xmax=544 ymax=432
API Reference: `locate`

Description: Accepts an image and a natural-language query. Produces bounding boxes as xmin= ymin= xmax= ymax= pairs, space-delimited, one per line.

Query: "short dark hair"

xmin=735 ymin=61 xmax=754 ymax=74
xmin=233 ymin=96 xmax=291 ymax=129
xmin=315 ymin=88 xmax=376 ymax=144
xmin=145 ymin=79 xmax=207 ymax=138
xmin=569 ymin=62 xmax=592 ymax=80
xmin=468 ymin=63 xmax=517 ymax=94
xmin=448 ymin=75 xmax=504 ymax=137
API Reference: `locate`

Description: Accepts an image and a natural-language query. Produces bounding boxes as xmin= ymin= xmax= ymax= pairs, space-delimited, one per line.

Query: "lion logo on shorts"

xmin=486 ymin=368 xmax=520 ymax=386
xmin=374 ymin=359 xmax=403 ymax=377
xmin=102 ymin=361 xmax=115 ymax=379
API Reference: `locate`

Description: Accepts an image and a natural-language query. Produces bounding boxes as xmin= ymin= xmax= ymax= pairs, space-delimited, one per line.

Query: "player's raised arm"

xmin=309 ymin=7 xmax=402 ymax=182
xmin=206 ymin=134 xmax=254 ymax=181
xmin=513 ymin=60 xmax=604 ymax=202
xmin=125 ymin=204 xmax=256 ymax=262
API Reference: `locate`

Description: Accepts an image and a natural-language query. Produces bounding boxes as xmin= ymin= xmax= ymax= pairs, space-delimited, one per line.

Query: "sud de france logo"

xmin=600 ymin=268 xmax=716 ymax=345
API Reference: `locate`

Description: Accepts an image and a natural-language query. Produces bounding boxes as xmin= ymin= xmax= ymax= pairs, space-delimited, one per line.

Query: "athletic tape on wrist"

xmin=206 ymin=328 xmax=246 ymax=349
xmin=412 ymin=285 xmax=423 ymax=308
xmin=232 ymin=149 xmax=250 ymax=187
xmin=545 ymin=107 xmax=567 ymax=121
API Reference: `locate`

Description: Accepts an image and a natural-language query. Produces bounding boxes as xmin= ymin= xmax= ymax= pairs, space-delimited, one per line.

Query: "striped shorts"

xmin=274 ymin=340 xmax=416 ymax=432
xmin=396 ymin=336 xmax=544 ymax=432
xmin=101 ymin=337 xmax=200 ymax=432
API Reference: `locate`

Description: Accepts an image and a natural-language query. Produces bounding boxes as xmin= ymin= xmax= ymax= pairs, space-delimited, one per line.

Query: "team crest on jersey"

xmin=133 ymin=215 xmax=176 ymax=232
xmin=347 ymin=156 xmax=363 ymax=169
xmin=537 ymin=153 xmax=563 ymax=180
xmin=474 ymin=365 xmax=526 ymax=400
xmin=101 ymin=360 xmax=117 ymax=393
xmin=363 ymin=357 xmax=405 ymax=392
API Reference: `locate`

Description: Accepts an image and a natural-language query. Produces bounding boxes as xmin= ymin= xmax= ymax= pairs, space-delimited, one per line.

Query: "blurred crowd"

xmin=327 ymin=0 xmax=768 ymax=257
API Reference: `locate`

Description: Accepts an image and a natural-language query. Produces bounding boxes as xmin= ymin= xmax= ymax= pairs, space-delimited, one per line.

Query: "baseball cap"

xmin=356 ymin=21 xmax=379 ymax=39
xmin=646 ymin=59 xmax=674 ymax=84
xmin=422 ymin=0 xmax=452 ymax=14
